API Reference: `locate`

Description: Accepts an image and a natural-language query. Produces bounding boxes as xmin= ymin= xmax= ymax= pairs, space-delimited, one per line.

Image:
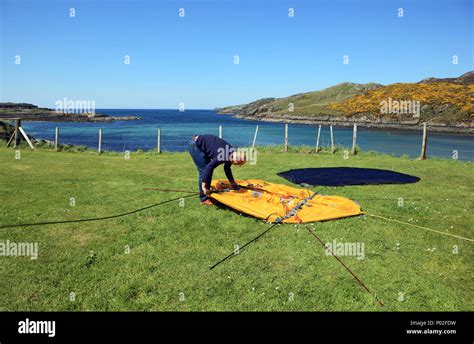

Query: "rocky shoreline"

xmin=232 ymin=113 xmax=474 ymax=134
xmin=0 ymin=112 xmax=140 ymax=123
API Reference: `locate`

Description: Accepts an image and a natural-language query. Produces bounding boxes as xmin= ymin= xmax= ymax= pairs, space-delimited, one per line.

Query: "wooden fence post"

xmin=6 ymin=119 xmax=34 ymax=149
xmin=420 ymin=123 xmax=427 ymax=160
xmin=251 ymin=125 xmax=259 ymax=152
xmin=351 ymin=124 xmax=357 ymax=155
xmin=330 ymin=125 xmax=335 ymax=153
xmin=54 ymin=127 xmax=59 ymax=151
xmin=218 ymin=125 xmax=222 ymax=139
xmin=284 ymin=123 xmax=288 ymax=152
xmin=98 ymin=128 xmax=102 ymax=154
xmin=157 ymin=128 xmax=161 ymax=154
xmin=315 ymin=125 xmax=321 ymax=153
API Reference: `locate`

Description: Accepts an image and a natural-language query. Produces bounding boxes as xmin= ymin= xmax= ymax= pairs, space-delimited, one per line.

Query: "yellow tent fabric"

xmin=210 ymin=179 xmax=362 ymax=223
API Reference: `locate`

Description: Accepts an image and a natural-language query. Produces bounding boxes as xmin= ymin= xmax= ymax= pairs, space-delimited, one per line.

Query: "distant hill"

xmin=418 ymin=71 xmax=474 ymax=85
xmin=217 ymin=72 xmax=474 ymax=133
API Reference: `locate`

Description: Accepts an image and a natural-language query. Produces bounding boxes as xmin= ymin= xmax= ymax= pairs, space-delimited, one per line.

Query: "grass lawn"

xmin=0 ymin=145 xmax=472 ymax=311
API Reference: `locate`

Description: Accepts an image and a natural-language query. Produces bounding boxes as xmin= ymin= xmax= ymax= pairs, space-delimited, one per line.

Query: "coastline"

xmin=229 ymin=113 xmax=474 ymax=135
xmin=0 ymin=112 xmax=140 ymax=122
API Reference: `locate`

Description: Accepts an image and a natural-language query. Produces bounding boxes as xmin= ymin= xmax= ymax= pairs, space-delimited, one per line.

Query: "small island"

xmin=0 ymin=103 xmax=140 ymax=122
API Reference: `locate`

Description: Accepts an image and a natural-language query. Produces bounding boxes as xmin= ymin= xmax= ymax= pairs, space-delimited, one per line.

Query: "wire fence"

xmin=13 ymin=121 xmax=474 ymax=162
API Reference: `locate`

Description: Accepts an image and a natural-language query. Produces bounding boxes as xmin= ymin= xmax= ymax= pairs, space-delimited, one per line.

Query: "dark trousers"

xmin=188 ymin=142 xmax=210 ymax=201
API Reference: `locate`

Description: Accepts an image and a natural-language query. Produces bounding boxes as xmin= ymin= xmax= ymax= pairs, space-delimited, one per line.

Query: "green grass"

xmin=0 ymin=145 xmax=472 ymax=311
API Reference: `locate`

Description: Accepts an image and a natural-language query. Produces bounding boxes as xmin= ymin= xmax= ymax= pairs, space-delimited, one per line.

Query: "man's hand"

xmin=230 ymin=182 xmax=240 ymax=190
xmin=202 ymin=182 xmax=211 ymax=195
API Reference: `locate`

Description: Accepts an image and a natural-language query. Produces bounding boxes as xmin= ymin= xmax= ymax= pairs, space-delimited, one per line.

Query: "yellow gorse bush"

xmin=328 ymin=82 xmax=474 ymax=116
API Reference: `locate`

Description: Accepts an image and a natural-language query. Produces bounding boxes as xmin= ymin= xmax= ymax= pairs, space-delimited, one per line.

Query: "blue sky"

xmin=1 ymin=0 xmax=472 ymax=109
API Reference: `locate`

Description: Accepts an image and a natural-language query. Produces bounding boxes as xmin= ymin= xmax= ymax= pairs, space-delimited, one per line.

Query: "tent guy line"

xmin=0 ymin=193 xmax=200 ymax=229
xmin=304 ymin=226 xmax=385 ymax=308
xmin=366 ymin=213 xmax=474 ymax=243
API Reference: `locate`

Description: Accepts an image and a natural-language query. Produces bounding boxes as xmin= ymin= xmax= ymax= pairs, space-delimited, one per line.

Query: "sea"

xmin=21 ymin=109 xmax=474 ymax=161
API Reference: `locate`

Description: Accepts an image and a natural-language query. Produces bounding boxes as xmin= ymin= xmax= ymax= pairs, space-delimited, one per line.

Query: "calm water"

xmin=22 ymin=109 xmax=474 ymax=161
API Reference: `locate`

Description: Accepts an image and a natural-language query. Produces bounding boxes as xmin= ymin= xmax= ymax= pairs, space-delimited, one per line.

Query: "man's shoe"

xmin=201 ymin=199 xmax=213 ymax=206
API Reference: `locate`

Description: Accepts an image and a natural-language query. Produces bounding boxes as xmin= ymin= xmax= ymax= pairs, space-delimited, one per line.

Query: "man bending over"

xmin=188 ymin=134 xmax=246 ymax=205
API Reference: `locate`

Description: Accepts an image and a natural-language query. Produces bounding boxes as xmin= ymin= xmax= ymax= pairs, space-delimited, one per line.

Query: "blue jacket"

xmin=195 ymin=134 xmax=235 ymax=186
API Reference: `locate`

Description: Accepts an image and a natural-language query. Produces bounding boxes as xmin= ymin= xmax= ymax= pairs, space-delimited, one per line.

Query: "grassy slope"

xmin=0 ymin=146 xmax=472 ymax=311
xmin=271 ymin=83 xmax=382 ymax=116
xmin=220 ymin=83 xmax=381 ymax=117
